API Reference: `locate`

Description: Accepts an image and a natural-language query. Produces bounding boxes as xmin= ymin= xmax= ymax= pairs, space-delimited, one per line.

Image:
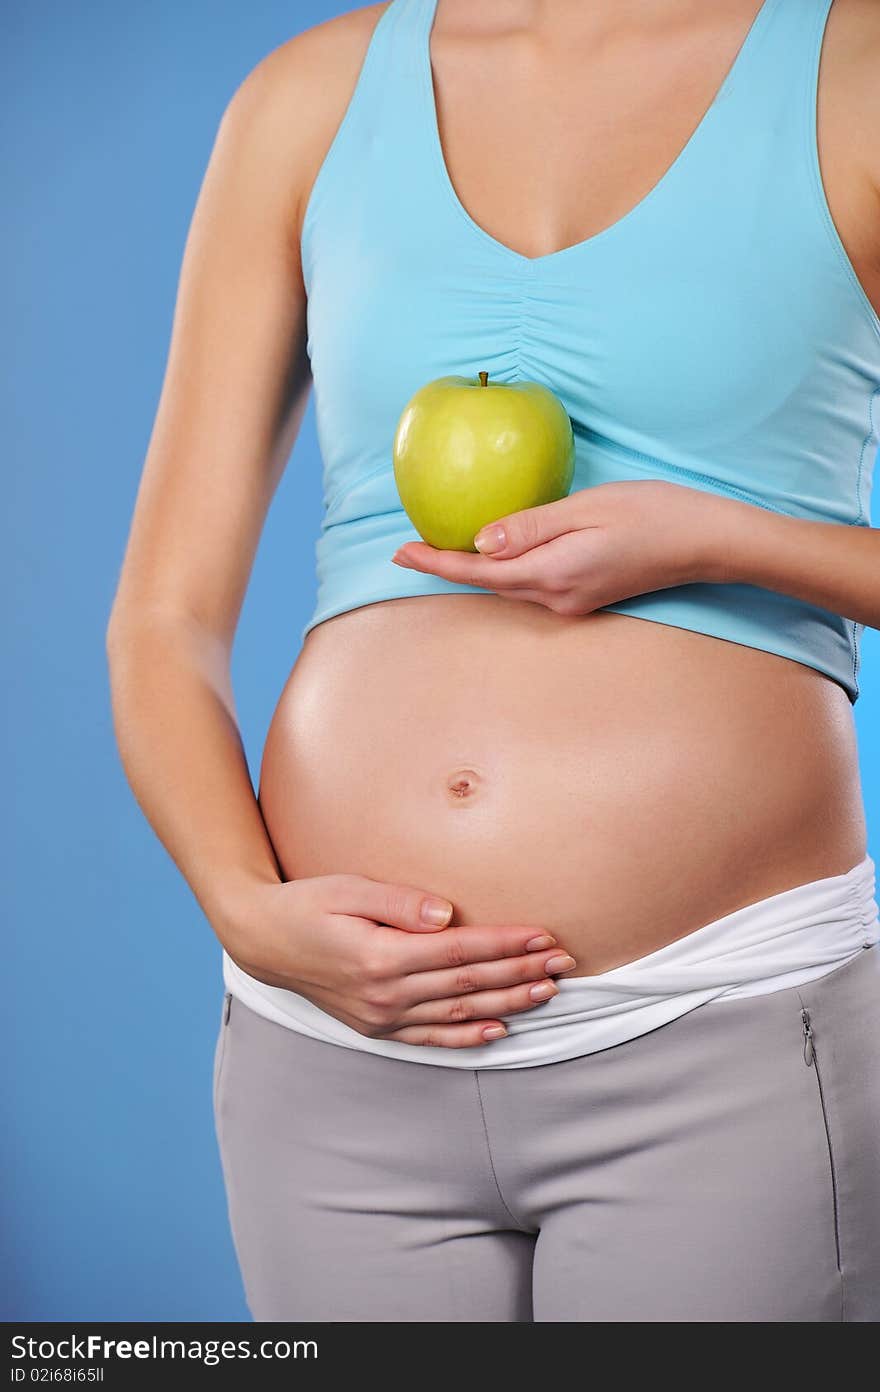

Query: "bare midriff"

xmin=257 ymin=596 xmax=867 ymax=977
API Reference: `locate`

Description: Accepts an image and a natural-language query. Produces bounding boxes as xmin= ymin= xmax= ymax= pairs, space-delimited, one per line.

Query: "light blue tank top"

xmin=299 ymin=0 xmax=880 ymax=703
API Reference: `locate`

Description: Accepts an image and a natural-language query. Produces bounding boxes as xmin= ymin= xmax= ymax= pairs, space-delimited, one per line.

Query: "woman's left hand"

xmin=391 ymin=479 xmax=741 ymax=615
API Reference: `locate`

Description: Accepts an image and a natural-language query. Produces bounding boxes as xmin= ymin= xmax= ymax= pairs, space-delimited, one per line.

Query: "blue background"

xmin=3 ymin=0 xmax=878 ymax=1321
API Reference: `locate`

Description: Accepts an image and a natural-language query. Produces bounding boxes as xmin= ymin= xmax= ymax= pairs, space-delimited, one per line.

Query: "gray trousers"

xmin=213 ymin=944 xmax=880 ymax=1322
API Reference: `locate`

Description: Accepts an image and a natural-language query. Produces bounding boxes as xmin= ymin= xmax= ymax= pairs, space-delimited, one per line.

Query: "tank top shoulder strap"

xmin=300 ymin=0 xmax=429 ymax=272
xmin=646 ymin=0 xmax=844 ymax=275
xmin=692 ymin=0 xmax=878 ymax=338
xmin=702 ymin=0 xmax=834 ymax=155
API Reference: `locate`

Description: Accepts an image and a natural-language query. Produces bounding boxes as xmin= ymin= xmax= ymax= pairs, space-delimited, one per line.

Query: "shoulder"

xmin=216 ymin=4 xmax=393 ymax=239
xmin=247 ymin=1 xmax=392 ymax=89
xmin=228 ymin=2 xmax=392 ymax=110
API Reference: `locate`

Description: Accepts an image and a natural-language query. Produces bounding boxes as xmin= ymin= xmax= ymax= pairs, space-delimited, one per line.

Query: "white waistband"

xmin=223 ymin=854 xmax=879 ymax=1069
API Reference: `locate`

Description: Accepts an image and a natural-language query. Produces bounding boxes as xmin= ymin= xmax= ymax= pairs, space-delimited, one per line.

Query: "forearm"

xmin=106 ymin=612 xmax=282 ymax=944
xmin=709 ymin=500 xmax=880 ymax=630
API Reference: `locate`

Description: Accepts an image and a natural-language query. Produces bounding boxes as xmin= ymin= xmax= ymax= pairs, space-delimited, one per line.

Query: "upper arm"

xmin=864 ymin=24 xmax=880 ymax=266
xmin=852 ymin=4 xmax=880 ymax=221
xmin=828 ymin=0 xmax=880 ymax=283
xmin=107 ymin=5 xmax=390 ymax=647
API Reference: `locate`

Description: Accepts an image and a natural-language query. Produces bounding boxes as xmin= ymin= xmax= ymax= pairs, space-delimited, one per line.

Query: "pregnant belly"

xmin=257 ymin=595 xmax=866 ymax=976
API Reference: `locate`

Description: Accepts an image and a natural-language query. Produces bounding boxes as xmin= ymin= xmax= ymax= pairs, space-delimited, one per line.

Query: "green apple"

xmin=392 ymin=370 xmax=575 ymax=551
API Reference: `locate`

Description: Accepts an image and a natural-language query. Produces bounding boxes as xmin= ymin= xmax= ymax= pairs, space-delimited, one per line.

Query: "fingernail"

xmin=483 ymin=1025 xmax=507 ymax=1040
xmin=420 ymin=898 xmax=453 ymax=926
xmin=392 ymin=552 xmax=412 ymax=568
xmin=530 ymin=981 xmax=558 ymax=1001
xmin=474 ymin=525 xmax=506 ymax=554
xmin=525 ymin=934 xmax=557 ymax=951
xmin=545 ymin=953 xmax=577 ymax=973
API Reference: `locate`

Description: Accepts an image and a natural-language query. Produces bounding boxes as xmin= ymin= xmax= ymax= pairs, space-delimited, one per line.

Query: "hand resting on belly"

xmin=220 ymin=872 xmax=578 ymax=1049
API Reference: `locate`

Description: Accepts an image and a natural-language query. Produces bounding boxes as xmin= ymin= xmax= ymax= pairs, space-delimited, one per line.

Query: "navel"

xmin=444 ymin=767 xmax=483 ymax=801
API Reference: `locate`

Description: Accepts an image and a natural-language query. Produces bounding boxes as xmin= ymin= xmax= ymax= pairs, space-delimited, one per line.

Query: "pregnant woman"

xmin=107 ymin=0 xmax=880 ymax=1321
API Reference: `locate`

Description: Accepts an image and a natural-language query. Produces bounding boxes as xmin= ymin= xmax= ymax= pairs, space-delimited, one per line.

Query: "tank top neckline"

xmin=417 ymin=0 xmax=783 ymax=271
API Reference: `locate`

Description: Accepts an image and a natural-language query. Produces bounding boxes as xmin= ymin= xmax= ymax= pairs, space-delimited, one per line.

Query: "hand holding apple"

xmin=392 ymin=370 xmax=575 ymax=551
xmin=392 ymin=477 xmax=747 ymax=616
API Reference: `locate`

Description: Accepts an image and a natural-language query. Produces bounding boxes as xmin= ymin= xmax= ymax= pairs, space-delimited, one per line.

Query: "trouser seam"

xmin=472 ymin=1071 xmax=529 ymax=1232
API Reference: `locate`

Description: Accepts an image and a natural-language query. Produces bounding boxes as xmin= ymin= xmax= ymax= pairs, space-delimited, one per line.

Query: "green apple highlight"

xmin=392 ymin=370 xmax=575 ymax=551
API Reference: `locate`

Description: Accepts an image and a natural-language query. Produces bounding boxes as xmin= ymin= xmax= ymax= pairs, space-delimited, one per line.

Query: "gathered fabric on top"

xmin=299 ymin=0 xmax=880 ymax=703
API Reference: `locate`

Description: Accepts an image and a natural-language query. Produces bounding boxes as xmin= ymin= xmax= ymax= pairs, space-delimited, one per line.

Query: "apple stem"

xmin=478 ymin=371 xmax=489 ymax=387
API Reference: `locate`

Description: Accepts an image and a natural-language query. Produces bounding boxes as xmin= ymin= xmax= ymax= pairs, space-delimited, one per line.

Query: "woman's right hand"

xmin=219 ymin=874 xmax=577 ymax=1048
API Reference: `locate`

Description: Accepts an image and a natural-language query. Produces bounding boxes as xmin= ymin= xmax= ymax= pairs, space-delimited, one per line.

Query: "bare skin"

xmin=107 ymin=0 xmax=880 ymax=1048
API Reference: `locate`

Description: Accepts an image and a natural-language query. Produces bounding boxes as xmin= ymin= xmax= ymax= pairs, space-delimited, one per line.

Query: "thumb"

xmin=473 ymin=495 xmax=578 ymax=558
xmin=345 ymin=875 xmax=455 ymax=932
